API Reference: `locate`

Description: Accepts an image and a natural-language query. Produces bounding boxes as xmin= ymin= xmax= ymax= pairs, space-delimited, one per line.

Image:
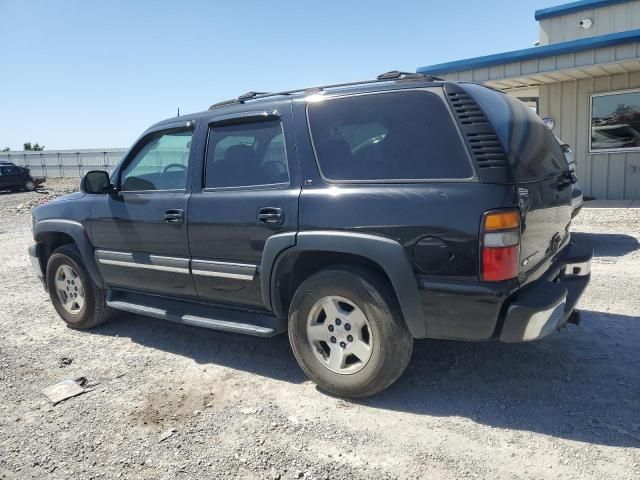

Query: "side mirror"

xmin=81 ymin=170 xmax=115 ymax=194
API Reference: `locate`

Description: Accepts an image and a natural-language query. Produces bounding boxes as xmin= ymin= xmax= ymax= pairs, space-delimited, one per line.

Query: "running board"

xmin=106 ymin=289 xmax=286 ymax=337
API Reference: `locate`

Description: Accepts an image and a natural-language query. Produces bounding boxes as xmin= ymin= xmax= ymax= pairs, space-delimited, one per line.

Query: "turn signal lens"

xmin=484 ymin=211 xmax=520 ymax=231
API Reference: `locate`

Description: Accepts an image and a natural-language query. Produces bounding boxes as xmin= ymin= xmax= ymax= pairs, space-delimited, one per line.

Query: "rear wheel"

xmin=288 ymin=267 xmax=413 ymax=398
xmin=46 ymin=244 xmax=112 ymax=329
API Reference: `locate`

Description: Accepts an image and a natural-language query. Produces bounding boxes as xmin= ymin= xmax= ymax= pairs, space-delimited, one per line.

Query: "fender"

xmin=262 ymin=230 xmax=427 ymax=338
xmin=260 ymin=231 xmax=297 ymax=310
xmin=33 ymin=219 xmax=105 ymax=289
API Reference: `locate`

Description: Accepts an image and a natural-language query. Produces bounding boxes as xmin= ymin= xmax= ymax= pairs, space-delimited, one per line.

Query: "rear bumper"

xmin=417 ymin=242 xmax=592 ymax=342
xmin=499 ymin=245 xmax=591 ymax=342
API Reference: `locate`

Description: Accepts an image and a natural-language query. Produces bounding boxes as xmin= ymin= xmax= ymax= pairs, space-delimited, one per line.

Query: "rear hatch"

xmin=447 ymin=83 xmax=573 ymax=282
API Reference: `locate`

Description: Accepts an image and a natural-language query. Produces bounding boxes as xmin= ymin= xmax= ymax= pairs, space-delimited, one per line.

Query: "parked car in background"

xmin=555 ymin=139 xmax=584 ymax=217
xmin=591 ymin=124 xmax=640 ymax=150
xmin=28 ymin=71 xmax=591 ymax=398
xmin=0 ymin=161 xmax=45 ymax=192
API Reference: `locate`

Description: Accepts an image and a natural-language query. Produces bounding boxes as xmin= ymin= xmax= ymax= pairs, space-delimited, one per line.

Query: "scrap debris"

xmin=42 ymin=377 xmax=88 ymax=405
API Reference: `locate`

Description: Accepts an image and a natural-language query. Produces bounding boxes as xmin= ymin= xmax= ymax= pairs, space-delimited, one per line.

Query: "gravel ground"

xmin=0 ymin=179 xmax=639 ymax=479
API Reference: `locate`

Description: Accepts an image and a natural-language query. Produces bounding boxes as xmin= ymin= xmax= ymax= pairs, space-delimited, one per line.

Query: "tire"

xmin=46 ymin=244 xmax=112 ymax=329
xmin=288 ymin=266 xmax=413 ymax=398
xmin=24 ymin=180 xmax=36 ymax=191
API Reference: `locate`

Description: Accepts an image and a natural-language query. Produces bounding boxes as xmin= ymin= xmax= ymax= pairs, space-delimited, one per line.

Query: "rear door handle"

xmin=164 ymin=209 xmax=184 ymax=224
xmin=257 ymin=207 xmax=284 ymax=225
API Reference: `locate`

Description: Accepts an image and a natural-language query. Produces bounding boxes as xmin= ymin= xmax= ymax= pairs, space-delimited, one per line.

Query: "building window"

xmin=590 ymin=90 xmax=640 ymax=153
xmin=517 ymin=97 xmax=539 ymax=114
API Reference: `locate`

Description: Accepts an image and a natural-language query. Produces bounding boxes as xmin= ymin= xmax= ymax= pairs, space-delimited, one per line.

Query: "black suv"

xmin=29 ymin=71 xmax=592 ymax=397
xmin=0 ymin=161 xmax=43 ymax=191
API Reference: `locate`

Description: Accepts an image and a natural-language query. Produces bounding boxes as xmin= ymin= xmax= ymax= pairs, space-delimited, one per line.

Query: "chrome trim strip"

xmin=95 ymin=250 xmax=257 ymax=280
xmin=97 ymin=258 xmax=190 ymax=274
xmin=191 ymin=259 xmax=257 ymax=281
xmin=191 ymin=269 xmax=255 ymax=281
xmin=95 ymin=250 xmax=190 ymax=274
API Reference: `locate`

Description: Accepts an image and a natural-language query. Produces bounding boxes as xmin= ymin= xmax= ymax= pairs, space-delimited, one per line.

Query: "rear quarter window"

xmin=307 ymin=90 xmax=474 ymax=182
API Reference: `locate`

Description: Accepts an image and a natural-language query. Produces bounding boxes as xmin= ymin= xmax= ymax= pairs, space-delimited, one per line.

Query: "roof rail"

xmin=208 ymin=70 xmax=442 ymax=110
xmin=376 ymin=70 xmax=442 ymax=81
xmin=237 ymin=91 xmax=270 ymax=101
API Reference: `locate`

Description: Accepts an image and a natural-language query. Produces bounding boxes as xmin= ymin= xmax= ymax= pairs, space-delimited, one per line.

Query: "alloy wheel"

xmin=306 ymin=295 xmax=373 ymax=374
xmin=54 ymin=264 xmax=85 ymax=314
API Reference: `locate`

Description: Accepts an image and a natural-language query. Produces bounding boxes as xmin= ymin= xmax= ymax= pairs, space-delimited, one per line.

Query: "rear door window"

xmin=205 ymin=120 xmax=289 ymax=189
xmin=307 ymin=90 xmax=473 ymax=182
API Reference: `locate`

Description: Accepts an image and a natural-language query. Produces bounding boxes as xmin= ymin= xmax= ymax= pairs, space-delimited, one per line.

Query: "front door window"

xmin=120 ymin=129 xmax=193 ymax=191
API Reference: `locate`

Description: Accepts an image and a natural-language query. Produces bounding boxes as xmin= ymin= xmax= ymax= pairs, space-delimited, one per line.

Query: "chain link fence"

xmin=0 ymin=148 xmax=128 ymax=178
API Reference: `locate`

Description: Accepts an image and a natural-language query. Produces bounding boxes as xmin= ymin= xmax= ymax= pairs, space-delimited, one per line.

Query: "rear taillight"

xmin=481 ymin=210 xmax=520 ymax=281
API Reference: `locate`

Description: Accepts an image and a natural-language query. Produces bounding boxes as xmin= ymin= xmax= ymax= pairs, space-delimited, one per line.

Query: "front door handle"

xmin=258 ymin=207 xmax=284 ymax=225
xmin=164 ymin=209 xmax=184 ymax=224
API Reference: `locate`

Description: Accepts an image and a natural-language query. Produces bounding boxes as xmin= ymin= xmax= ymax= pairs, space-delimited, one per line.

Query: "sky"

xmin=0 ymin=0 xmax=563 ymax=150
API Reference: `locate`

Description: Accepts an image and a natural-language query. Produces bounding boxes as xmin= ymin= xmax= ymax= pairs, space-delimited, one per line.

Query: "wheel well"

xmin=273 ymin=251 xmax=395 ymax=318
xmin=38 ymin=232 xmax=76 ymax=275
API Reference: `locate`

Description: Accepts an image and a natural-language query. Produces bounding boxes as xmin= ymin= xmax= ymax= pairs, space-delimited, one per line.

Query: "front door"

xmin=187 ymin=105 xmax=300 ymax=310
xmin=89 ymin=122 xmax=196 ymax=297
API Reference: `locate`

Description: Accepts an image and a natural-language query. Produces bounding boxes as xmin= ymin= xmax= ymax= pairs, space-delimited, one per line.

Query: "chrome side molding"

xmin=95 ymin=250 xmax=258 ymax=281
xmin=191 ymin=259 xmax=256 ymax=281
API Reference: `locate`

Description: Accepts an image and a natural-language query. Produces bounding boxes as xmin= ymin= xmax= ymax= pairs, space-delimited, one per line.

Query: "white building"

xmin=418 ymin=0 xmax=640 ymax=200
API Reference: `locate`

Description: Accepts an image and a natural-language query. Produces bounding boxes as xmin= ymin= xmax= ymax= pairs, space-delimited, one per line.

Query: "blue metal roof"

xmin=535 ymin=0 xmax=631 ymax=21
xmin=417 ymin=28 xmax=640 ymax=76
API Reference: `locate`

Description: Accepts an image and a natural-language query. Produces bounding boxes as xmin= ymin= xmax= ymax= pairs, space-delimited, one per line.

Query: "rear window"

xmin=307 ymin=91 xmax=473 ymax=181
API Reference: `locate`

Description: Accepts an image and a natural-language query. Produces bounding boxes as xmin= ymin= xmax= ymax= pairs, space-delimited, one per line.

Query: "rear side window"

xmin=205 ymin=120 xmax=289 ymax=189
xmin=307 ymin=91 xmax=473 ymax=181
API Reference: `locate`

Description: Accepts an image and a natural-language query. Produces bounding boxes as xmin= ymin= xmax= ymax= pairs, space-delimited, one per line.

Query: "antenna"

xmin=177 ymin=107 xmax=180 ymax=117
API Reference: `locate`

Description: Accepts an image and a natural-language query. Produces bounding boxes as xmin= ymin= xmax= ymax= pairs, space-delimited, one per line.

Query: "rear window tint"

xmin=307 ymin=91 xmax=473 ymax=181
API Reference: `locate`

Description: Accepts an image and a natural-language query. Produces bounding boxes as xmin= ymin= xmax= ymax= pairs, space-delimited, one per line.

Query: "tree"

xmin=23 ymin=142 xmax=45 ymax=151
xmin=1 ymin=147 xmax=9 ymax=152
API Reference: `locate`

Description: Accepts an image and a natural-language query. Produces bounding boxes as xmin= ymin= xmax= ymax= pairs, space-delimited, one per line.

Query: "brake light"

xmin=481 ymin=210 xmax=520 ymax=282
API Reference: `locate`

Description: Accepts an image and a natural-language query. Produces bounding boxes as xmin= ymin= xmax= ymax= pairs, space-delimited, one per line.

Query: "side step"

xmin=106 ymin=289 xmax=286 ymax=337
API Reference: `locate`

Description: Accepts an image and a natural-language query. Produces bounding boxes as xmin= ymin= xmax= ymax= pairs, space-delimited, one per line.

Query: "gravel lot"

xmin=1 ymin=179 xmax=639 ymax=479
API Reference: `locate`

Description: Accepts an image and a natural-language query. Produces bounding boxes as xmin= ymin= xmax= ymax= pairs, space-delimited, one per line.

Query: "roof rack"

xmin=208 ymin=70 xmax=442 ymax=110
xmin=376 ymin=70 xmax=442 ymax=81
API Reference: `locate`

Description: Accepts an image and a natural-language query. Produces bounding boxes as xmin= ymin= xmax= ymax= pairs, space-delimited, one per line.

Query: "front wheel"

xmin=288 ymin=267 xmax=413 ymax=398
xmin=46 ymin=244 xmax=112 ymax=329
xmin=24 ymin=180 xmax=36 ymax=191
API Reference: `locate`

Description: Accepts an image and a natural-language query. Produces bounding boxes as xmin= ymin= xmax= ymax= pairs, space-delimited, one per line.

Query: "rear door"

xmin=187 ymin=103 xmax=300 ymax=310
